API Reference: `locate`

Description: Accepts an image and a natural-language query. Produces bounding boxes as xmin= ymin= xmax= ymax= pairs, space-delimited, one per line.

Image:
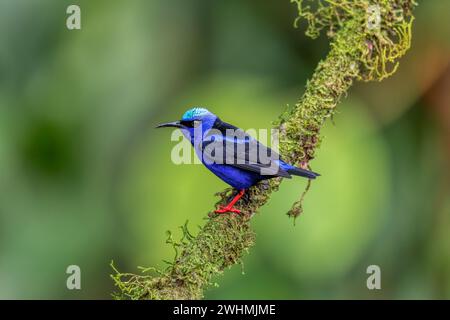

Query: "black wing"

xmin=200 ymin=118 xmax=291 ymax=178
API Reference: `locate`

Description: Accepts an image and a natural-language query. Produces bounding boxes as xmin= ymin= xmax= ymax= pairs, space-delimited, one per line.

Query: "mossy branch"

xmin=112 ymin=0 xmax=417 ymax=300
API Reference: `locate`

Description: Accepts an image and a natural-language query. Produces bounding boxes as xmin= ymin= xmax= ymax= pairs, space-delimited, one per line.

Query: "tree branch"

xmin=112 ymin=0 xmax=417 ymax=300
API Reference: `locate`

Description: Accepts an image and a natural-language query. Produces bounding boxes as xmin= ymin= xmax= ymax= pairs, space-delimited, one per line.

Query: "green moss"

xmin=281 ymin=0 xmax=416 ymax=218
xmin=112 ymin=215 xmax=256 ymax=300
xmin=112 ymin=0 xmax=417 ymax=299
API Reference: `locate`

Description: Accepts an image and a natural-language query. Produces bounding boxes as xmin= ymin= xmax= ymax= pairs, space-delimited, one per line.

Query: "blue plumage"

xmin=156 ymin=107 xmax=319 ymax=213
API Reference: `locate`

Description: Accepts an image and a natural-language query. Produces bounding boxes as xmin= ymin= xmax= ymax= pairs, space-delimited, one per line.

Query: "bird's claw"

xmin=214 ymin=206 xmax=241 ymax=214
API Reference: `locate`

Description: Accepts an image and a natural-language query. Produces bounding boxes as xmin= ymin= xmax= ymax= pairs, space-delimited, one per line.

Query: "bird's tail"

xmin=287 ymin=166 xmax=320 ymax=179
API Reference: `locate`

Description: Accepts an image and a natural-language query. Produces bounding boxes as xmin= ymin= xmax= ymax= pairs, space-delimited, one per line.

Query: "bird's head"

xmin=156 ymin=107 xmax=217 ymax=142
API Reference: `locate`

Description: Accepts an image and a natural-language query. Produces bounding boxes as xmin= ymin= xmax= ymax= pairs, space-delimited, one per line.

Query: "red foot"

xmin=215 ymin=205 xmax=241 ymax=214
xmin=214 ymin=189 xmax=245 ymax=215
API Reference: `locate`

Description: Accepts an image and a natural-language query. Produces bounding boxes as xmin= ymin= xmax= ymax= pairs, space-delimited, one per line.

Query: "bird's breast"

xmin=203 ymin=162 xmax=261 ymax=190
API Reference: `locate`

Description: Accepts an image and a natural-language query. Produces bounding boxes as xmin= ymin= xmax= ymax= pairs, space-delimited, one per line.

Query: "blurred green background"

xmin=0 ymin=0 xmax=449 ymax=299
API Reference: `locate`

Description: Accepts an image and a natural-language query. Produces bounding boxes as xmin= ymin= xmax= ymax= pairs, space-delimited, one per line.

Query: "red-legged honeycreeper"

xmin=156 ymin=107 xmax=319 ymax=214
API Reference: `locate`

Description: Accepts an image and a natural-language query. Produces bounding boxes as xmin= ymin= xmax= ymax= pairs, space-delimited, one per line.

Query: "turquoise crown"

xmin=182 ymin=107 xmax=210 ymax=120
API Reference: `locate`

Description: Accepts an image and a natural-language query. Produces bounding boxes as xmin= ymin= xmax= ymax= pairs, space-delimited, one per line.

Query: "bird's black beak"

xmin=155 ymin=121 xmax=183 ymax=129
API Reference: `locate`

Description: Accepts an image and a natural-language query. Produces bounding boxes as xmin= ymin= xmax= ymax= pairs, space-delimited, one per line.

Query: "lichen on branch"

xmin=111 ymin=0 xmax=417 ymax=300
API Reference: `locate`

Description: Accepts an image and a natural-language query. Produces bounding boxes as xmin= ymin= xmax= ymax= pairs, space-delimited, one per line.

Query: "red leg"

xmin=215 ymin=189 xmax=245 ymax=214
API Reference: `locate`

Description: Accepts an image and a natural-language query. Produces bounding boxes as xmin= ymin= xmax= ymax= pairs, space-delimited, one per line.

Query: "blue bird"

xmin=156 ymin=107 xmax=319 ymax=214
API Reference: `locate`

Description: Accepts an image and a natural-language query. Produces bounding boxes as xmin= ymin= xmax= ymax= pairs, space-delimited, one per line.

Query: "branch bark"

xmin=112 ymin=0 xmax=417 ymax=300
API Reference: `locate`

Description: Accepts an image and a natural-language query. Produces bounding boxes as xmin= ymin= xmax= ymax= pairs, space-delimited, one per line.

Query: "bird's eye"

xmin=180 ymin=120 xmax=193 ymax=127
xmin=180 ymin=120 xmax=201 ymax=128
